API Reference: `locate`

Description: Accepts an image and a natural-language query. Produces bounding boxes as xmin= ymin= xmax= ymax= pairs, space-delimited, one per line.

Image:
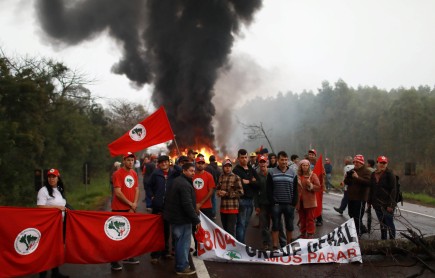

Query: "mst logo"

xmin=104 ymin=216 xmax=131 ymax=241
xmin=124 ymin=175 xmax=135 ymax=188
xmin=129 ymin=124 xmax=146 ymax=141
xmin=14 ymin=228 xmax=41 ymax=255
xmin=193 ymin=178 xmax=205 ymax=190
xmin=224 ymin=250 xmax=242 ymax=260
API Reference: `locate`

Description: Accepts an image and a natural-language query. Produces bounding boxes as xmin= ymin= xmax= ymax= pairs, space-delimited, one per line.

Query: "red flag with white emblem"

xmin=0 ymin=207 xmax=64 ymax=277
xmin=108 ymin=106 xmax=174 ymax=156
xmin=65 ymin=210 xmax=164 ymax=263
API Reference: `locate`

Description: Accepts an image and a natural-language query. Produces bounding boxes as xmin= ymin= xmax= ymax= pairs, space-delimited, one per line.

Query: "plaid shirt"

xmin=217 ymin=172 xmax=244 ymax=213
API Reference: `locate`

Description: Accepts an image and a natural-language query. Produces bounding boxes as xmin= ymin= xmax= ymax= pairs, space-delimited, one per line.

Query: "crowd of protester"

xmin=105 ymin=148 xmax=398 ymax=275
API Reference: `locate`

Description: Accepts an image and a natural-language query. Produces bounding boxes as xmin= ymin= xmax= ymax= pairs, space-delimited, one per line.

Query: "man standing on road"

xmin=217 ymin=159 xmax=243 ymax=237
xmin=345 ymin=154 xmax=371 ymax=237
xmin=147 ymin=155 xmax=179 ymax=264
xmin=255 ymin=155 xmax=272 ymax=250
xmin=192 ymin=156 xmax=215 ymax=255
xmin=164 ymin=162 xmax=200 ymax=276
xmin=267 ymin=151 xmax=298 ymax=248
xmin=233 ymin=148 xmax=259 ymax=244
xmin=110 ymin=152 xmax=140 ymax=271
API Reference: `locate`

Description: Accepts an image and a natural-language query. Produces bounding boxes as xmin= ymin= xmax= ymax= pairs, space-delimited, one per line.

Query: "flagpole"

xmin=173 ymin=135 xmax=181 ymax=156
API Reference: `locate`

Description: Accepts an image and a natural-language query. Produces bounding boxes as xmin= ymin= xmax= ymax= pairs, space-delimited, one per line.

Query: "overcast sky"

xmin=1 ymin=0 xmax=435 ymax=108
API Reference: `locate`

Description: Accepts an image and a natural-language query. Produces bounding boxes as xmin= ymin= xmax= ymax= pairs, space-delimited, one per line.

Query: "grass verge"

xmin=66 ymin=175 xmax=111 ymax=210
xmin=403 ymin=192 xmax=435 ymax=207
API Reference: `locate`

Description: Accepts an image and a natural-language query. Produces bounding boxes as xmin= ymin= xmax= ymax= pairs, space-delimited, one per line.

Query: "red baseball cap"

xmin=47 ymin=168 xmax=60 ymax=177
xmin=353 ymin=154 xmax=365 ymax=165
xmin=258 ymin=155 xmax=267 ymax=162
xmin=377 ymin=156 xmax=388 ymax=163
xmin=195 ymin=156 xmax=205 ymax=163
xmin=222 ymin=159 xmax=232 ymax=166
xmin=308 ymin=149 xmax=317 ymax=156
xmin=123 ymin=152 xmax=136 ymax=160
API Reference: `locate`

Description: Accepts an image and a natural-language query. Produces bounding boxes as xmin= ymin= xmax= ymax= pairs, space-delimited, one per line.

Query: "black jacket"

xmin=369 ymin=168 xmax=397 ymax=209
xmin=164 ymin=174 xmax=200 ymax=225
xmin=232 ymin=164 xmax=259 ymax=199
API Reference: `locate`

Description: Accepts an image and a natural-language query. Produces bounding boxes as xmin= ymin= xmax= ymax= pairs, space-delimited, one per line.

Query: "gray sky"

xmin=1 ymin=0 xmax=435 ymax=108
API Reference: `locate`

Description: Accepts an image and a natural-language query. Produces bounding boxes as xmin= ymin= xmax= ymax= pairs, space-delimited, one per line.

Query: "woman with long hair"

xmin=296 ymin=159 xmax=321 ymax=239
xmin=36 ymin=168 xmax=69 ymax=278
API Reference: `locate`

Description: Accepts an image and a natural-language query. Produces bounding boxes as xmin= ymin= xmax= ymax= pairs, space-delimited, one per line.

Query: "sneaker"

xmin=150 ymin=258 xmax=159 ymax=265
xmin=315 ymin=221 xmax=323 ymax=227
xmin=192 ymin=251 xmax=197 ymax=256
xmin=333 ymin=207 xmax=343 ymax=215
xmin=122 ymin=257 xmax=139 ymax=264
xmin=262 ymin=244 xmax=270 ymax=250
xmin=111 ymin=262 xmax=122 ymax=271
xmin=176 ymin=267 xmax=196 ymax=275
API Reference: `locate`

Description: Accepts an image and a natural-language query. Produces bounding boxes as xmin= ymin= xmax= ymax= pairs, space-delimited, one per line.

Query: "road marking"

xmin=191 ymin=236 xmax=210 ymax=278
xmin=328 ymin=192 xmax=435 ymax=219
xmin=400 ymin=209 xmax=435 ymax=219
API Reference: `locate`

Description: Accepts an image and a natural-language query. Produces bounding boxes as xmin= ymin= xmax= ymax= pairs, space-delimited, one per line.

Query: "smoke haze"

xmin=36 ymin=0 xmax=262 ymax=150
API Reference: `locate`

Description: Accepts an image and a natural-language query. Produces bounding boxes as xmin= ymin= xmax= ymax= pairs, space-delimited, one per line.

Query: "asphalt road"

xmin=22 ymin=188 xmax=435 ymax=278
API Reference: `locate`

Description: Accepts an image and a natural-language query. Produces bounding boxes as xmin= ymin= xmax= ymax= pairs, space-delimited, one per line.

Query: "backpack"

xmin=395 ymin=175 xmax=403 ymax=206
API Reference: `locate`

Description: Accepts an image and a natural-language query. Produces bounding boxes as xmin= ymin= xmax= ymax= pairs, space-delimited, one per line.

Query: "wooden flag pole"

xmin=173 ymin=135 xmax=181 ymax=156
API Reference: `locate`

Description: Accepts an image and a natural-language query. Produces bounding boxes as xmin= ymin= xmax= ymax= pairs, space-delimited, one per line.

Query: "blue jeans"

xmin=374 ymin=207 xmax=396 ymax=240
xmin=211 ymin=189 xmax=217 ymax=217
xmin=171 ymin=223 xmax=192 ymax=272
xmin=271 ymin=204 xmax=295 ymax=232
xmin=236 ymin=198 xmax=253 ymax=243
xmin=326 ymin=173 xmax=332 ymax=190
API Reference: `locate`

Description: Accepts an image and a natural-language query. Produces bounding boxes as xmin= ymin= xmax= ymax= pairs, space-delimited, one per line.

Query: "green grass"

xmin=66 ymin=175 xmax=112 ymax=210
xmin=403 ymin=192 xmax=435 ymax=206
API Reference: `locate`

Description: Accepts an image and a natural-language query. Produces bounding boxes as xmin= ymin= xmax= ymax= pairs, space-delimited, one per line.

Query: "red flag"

xmin=108 ymin=106 xmax=174 ymax=156
xmin=313 ymin=155 xmax=325 ymax=218
xmin=65 ymin=210 xmax=164 ymax=263
xmin=0 ymin=207 xmax=64 ymax=278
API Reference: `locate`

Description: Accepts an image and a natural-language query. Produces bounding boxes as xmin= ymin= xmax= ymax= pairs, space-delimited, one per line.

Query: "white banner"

xmin=197 ymin=213 xmax=362 ymax=265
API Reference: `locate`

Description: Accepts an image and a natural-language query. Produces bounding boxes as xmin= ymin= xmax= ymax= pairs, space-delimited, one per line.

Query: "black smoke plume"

xmin=36 ymin=0 xmax=262 ymax=151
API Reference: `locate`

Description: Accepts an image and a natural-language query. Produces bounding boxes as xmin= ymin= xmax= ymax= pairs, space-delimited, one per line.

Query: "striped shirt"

xmin=267 ymin=166 xmax=297 ymax=205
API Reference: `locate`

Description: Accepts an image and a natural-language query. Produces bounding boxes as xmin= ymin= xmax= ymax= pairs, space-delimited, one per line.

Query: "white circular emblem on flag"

xmin=124 ymin=175 xmax=135 ymax=188
xmin=193 ymin=178 xmax=205 ymax=190
xmin=14 ymin=228 xmax=41 ymax=255
xmin=129 ymin=124 xmax=146 ymax=141
xmin=104 ymin=216 xmax=131 ymax=241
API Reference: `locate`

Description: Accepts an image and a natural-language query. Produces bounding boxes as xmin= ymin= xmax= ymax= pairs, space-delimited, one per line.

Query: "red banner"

xmin=313 ymin=154 xmax=325 ymax=218
xmin=65 ymin=210 xmax=164 ymax=263
xmin=0 ymin=207 xmax=64 ymax=278
xmin=108 ymin=106 xmax=174 ymax=156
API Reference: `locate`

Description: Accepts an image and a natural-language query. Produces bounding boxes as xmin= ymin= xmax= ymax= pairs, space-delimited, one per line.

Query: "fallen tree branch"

xmin=360 ymin=235 xmax=435 ymax=256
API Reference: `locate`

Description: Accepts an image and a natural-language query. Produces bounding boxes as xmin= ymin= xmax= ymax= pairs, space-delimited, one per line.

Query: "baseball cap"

xmin=195 ymin=156 xmax=205 ymax=163
xmin=377 ymin=156 xmax=388 ymax=163
xmin=260 ymin=148 xmax=269 ymax=154
xmin=258 ymin=155 xmax=267 ymax=162
xmin=353 ymin=154 xmax=365 ymax=165
xmin=47 ymin=168 xmax=60 ymax=177
xmin=123 ymin=152 xmax=136 ymax=160
xmin=222 ymin=159 xmax=232 ymax=166
xmin=249 ymin=152 xmax=257 ymax=157
xmin=308 ymin=149 xmax=317 ymax=156
xmin=178 ymin=155 xmax=189 ymax=163
xmin=188 ymin=149 xmax=198 ymax=155
xmin=157 ymin=155 xmax=169 ymax=163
